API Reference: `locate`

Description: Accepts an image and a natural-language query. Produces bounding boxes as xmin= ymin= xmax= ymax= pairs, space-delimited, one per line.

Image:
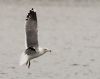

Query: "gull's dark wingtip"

xmin=26 ymin=8 xmax=37 ymax=20
xmin=31 ymin=8 xmax=33 ymax=10
xmin=30 ymin=8 xmax=36 ymax=13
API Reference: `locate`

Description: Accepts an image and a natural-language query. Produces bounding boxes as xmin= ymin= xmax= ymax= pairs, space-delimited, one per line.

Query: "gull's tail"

xmin=19 ymin=52 xmax=28 ymax=66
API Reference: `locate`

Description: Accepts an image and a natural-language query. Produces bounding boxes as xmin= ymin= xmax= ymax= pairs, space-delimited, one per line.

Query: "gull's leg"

xmin=28 ymin=61 xmax=31 ymax=68
xmin=26 ymin=61 xmax=28 ymax=65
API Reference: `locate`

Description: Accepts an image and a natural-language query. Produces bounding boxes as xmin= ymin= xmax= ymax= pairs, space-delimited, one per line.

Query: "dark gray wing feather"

xmin=25 ymin=8 xmax=38 ymax=48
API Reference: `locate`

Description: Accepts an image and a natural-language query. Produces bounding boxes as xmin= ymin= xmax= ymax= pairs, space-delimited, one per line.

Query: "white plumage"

xmin=19 ymin=52 xmax=28 ymax=66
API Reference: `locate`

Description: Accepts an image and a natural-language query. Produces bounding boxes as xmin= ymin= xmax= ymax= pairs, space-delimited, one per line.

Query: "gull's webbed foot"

xmin=28 ymin=61 xmax=31 ymax=68
xmin=26 ymin=61 xmax=31 ymax=68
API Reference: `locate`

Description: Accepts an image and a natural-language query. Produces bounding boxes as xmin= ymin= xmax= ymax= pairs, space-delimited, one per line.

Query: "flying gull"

xmin=19 ymin=8 xmax=51 ymax=68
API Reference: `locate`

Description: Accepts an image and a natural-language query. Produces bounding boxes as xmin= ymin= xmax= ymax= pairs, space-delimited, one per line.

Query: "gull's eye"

xmin=44 ymin=49 xmax=47 ymax=51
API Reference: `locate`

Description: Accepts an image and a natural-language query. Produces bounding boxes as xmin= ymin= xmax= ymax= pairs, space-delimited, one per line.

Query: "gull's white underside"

xmin=19 ymin=47 xmax=45 ymax=66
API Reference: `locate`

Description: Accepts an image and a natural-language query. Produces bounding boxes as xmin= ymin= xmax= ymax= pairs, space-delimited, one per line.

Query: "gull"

xmin=19 ymin=8 xmax=51 ymax=68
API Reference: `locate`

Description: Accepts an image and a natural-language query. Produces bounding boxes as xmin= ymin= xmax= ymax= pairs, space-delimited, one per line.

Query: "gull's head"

xmin=43 ymin=48 xmax=51 ymax=53
xmin=38 ymin=47 xmax=51 ymax=54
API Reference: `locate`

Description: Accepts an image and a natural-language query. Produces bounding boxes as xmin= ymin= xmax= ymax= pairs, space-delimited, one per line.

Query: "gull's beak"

xmin=48 ymin=50 xmax=51 ymax=52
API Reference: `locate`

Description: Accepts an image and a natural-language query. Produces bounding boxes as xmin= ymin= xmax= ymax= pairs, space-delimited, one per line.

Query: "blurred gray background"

xmin=0 ymin=0 xmax=100 ymax=79
xmin=0 ymin=0 xmax=100 ymax=6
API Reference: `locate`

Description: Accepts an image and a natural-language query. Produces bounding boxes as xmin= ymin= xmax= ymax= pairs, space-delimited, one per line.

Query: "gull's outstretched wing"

xmin=25 ymin=8 xmax=38 ymax=48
